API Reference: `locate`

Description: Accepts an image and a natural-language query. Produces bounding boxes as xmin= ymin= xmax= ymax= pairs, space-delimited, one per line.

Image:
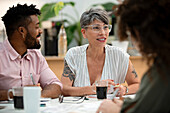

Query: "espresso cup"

xmin=8 ymin=87 xmax=24 ymax=109
xmin=95 ymin=81 xmax=108 ymax=99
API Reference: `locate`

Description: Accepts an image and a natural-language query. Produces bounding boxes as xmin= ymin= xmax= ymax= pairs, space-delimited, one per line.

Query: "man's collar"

xmin=5 ymin=39 xmax=20 ymax=60
xmin=5 ymin=39 xmax=30 ymax=61
xmin=22 ymin=51 xmax=31 ymax=61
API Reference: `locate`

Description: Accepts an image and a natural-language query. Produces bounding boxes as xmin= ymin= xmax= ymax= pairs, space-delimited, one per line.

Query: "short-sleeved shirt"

xmin=65 ymin=44 xmax=130 ymax=87
xmin=121 ymin=60 xmax=170 ymax=113
xmin=0 ymin=39 xmax=63 ymax=90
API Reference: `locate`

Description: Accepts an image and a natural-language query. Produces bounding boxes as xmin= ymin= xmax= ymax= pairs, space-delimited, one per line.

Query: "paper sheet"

xmin=42 ymin=99 xmax=102 ymax=113
xmin=41 ymin=94 xmax=136 ymax=113
xmin=111 ymin=41 xmax=129 ymax=52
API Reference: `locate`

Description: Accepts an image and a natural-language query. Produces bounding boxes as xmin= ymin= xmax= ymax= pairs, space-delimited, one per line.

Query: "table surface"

xmin=0 ymin=94 xmax=136 ymax=113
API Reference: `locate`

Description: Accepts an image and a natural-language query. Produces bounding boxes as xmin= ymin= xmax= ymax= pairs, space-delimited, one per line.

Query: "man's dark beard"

xmin=24 ymin=32 xmax=41 ymax=49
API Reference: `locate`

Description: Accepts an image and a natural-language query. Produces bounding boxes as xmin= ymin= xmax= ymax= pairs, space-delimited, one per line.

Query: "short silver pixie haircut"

xmin=80 ymin=8 xmax=109 ymax=28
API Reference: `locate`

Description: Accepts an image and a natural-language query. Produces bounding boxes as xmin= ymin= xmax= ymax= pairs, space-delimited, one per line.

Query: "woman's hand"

xmin=114 ymin=84 xmax=126 ymax=97
xmin=102 ymin=79 xmax=115 ymax=92
xmin=92 ymin=79 xmax=115 ymax=93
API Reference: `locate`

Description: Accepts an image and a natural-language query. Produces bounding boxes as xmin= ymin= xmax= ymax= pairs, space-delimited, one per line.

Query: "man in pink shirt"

xmin=0 ymin=4 xmax=62 ymax=100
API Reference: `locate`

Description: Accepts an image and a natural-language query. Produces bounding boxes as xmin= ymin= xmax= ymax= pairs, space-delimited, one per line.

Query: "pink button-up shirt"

xmin=0 ymin=39 xmax=62 ymax=90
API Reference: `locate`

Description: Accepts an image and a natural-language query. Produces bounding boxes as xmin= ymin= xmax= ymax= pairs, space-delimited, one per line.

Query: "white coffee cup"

xmin=24 ymin=86 xmax=41 ymax=113
xmin=8 ymin=87 xmax=24 ymax=109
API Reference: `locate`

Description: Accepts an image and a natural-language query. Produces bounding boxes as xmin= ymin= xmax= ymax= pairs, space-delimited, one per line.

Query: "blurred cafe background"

xmin=0 ymin=0 xmax=148 ymax=82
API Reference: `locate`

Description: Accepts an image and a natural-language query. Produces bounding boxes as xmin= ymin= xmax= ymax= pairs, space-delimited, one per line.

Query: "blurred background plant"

xmin=40 ymin=1 xmax=117 ymax=47
xmin=40 ymin=1 xmax=83 ymax=47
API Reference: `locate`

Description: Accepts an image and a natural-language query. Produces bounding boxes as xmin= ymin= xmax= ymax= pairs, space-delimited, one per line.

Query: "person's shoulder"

xmin=67 ymin=44 xmax=88 ymax=56
xmin=0 ymin=42 xmax=5 ymax=54
xmin=0 ymin=42 xmax=3 ymax=50
xmin=27 ymin=49 xmax=43 ymax=57
xmin=106 ymin=44 xmax=129 ymax=57
xmin=106 ymin=44 xmax=125 ymax=53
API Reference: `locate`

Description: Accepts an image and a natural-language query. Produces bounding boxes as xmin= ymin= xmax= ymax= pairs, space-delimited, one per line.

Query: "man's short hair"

xmin=1 ymin=4 xmax=41 ymax=37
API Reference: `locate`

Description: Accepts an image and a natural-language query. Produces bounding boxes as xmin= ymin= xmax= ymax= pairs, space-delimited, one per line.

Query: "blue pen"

xmin=110 ymin=88 xmax=119 ymax=100
xmin=30 ymin=73 xmax=35 ymax=85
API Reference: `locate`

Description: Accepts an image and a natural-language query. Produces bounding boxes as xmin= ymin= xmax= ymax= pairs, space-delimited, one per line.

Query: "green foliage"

xmin=65 ymin=21 xmax=83 ymax=46
xmin=40 ymin=2 xmax=75 ymax=22
xmin=92 ymin=2 xmax=116 ymax=11
xmin=40 ymin=2 xmax=115 ymax=46
xmin=53 ymin=2 xmax=64 ymax=16
xmin=65 ymin=24 xmax=77 ymax=46
xmin=40 ymin=1 xmax=82 ymax=46
xmin=62 ymin=6 xmax=83 ymax=46
xmin=40 ymin=3 xmax=56 ymax=22
xmin=92 ymin=2 xmax=116 ymax=18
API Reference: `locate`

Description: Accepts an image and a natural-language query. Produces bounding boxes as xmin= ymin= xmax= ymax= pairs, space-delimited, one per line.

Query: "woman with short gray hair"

xmin=80 ymin=8 xmax=109 ymax=28
xmin=61 ymin=8 xmax=139 ymax=97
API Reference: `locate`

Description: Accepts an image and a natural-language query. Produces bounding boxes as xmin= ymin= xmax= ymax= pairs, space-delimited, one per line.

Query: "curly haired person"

xmin=97 ymin=0 xmax=170 ymax=112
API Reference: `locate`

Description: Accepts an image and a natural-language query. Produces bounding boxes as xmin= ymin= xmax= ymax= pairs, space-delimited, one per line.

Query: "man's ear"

xmin=18 ymin=27 xmax=27 ymax=38
xmin=81 ymin=29 xmax=87 ymax=39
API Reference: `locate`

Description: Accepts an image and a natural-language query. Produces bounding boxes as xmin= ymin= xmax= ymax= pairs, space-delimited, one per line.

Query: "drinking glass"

xmin=94 ymin=80 xmax=108 ymax=99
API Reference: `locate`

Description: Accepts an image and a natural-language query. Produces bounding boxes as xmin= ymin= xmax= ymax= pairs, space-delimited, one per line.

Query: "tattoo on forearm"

xmin=132 ymin=66 xmax=138 ymax=78
xmin=62 ymin=60 xmax=75 ymax=81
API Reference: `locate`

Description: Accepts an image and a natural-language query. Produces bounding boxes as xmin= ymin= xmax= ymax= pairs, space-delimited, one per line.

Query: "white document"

xmin=42 ymin=98 xmax=103 ymax=113
xmin=111 ymin=41 xmax=129 ymax=52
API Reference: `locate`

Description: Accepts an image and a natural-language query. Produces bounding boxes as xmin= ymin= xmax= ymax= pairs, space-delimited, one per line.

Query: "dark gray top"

xmin=121 ymin=60 xmax=170 ymax=113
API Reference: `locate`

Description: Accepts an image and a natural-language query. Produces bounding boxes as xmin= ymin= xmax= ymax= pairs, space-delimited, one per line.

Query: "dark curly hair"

xmin=116 ymin=0 xmax=170 ymax=74
xmin=1 ymin=4 xmax=41 ymax=38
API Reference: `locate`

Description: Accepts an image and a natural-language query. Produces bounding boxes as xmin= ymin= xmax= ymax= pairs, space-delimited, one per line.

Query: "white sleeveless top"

xmin=65 ymin=44 xmax=130 ymax=87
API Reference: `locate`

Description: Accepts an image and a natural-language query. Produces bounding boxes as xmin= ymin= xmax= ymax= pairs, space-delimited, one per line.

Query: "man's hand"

xmin=0 ymin=90 xmax=10 ymax=101
xmin=41 ymin=84 xmax=62 ymax=98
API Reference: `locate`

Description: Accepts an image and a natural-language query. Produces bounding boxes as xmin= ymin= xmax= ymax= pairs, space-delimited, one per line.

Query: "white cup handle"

xmin=7 ymin=89 xmax=13 ymax=100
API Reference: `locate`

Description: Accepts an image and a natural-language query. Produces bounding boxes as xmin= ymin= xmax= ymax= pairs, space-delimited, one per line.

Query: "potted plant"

xmin=40 ymin=2 xmax=117 ymax=47
xmin=40 ymin=1 xmax=83 ymax=47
